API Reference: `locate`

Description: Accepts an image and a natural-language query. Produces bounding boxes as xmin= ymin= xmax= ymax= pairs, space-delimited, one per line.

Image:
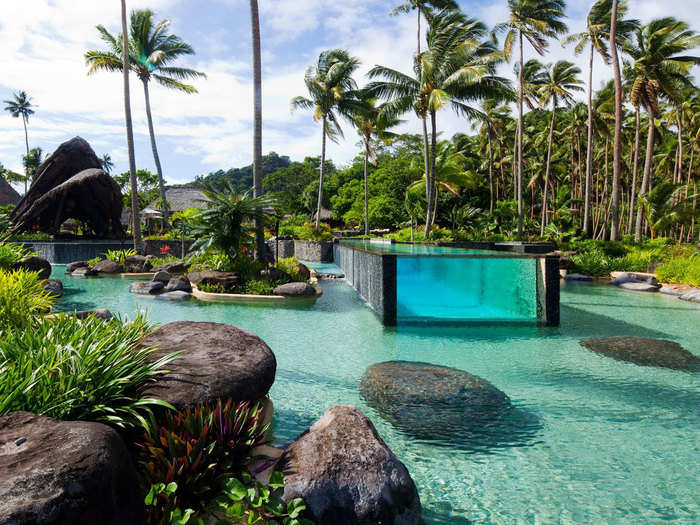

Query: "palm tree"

xmin=390 ymin=0 xmax=458 ymax=57
xmin=563 ymin=0 xmax=638 ymax=237
xmin=638 ymin=180 xmax=699 ymax=239
xmin=495 ymin=0 xmax=568 ymax=238
xmin=350 ymin=90 xmax=402 ymax=234
xmin=291 ymin=49 xmax=361 ymax=228
xmin=625 ymin=18 xmax=700 ymax=241
xmin=249 ymin=0 xmax=264 ymax=260
xmin=474 ymin=99 xmax=511 ymax=213
xmin=22 ymin=147 xmax=44 ymax=183
xmin=86 ymin=9 xmax=205 ymax=227
xmin=537 ymin=60 xmax=583 ymax=235
xmin=100 ymin=153 xmax=114 ymax=174
xmin=3 ymin=91 xmax=35 ymax=194
xmin=119 ymin=0 xmax=142 ymax=251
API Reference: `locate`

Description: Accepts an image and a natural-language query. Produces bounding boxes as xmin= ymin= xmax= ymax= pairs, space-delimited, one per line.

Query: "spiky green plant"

xmin=0 ymin=269 xmax=54 ymax=330
xmin=104 ymin=248 xmax=138 ymax=267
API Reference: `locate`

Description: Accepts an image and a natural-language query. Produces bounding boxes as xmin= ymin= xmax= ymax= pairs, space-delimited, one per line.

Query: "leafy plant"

xmin=655 ymin=255 xmax=700 ymax=287
xmin=0 ymin=268 xmax=55 ymax=330
xmin=105 ymin=248 xmax=138 ymax=267
xmin=197 ymin=282 xmax=226 ymax=294
xmin=0 ymin=239 xmax=32 ymax=270
xmin=294 ymin=223 xmax=334 ymax=242
xmin=274 ymin=257 xmax=306 ymax=283
xmin=136 ymin=398 xmax=270 ymax=520
xmin=87 ymin=256 xmax=102 ymax=268
xmin=0 ymin=314 xmax=174 ymax=428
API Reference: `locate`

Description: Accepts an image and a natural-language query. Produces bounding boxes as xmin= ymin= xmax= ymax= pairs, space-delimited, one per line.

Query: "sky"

xmin=1 ymin=0 xmax=699 ymax=189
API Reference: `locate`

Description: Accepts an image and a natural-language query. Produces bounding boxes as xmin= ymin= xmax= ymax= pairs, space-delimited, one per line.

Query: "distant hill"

xmin=186 ymin=152 xmax=291 ymax=194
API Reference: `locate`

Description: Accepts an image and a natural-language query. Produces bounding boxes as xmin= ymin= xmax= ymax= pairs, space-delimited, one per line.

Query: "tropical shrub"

xmin=655 ymin=255 xmax=700 ymax=287
xmin=0 ymin=314 xmax=174 ymax=428
xmin=293 ymin=223 xmax=333 ymax=242
xmin=0 ymin=240 xmax=32 ymax=270
xmin=0 ymin=269 xmax=55 ymax=330
xmin=274 ymin=257 xmax=306 ymax=282
xmin=105 ymin=248 xmax=138 ymax=267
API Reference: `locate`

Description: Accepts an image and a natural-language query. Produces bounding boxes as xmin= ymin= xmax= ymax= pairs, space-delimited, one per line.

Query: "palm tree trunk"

xmin=676 ymin=112 xmax=683 ymax=186
xmin=635 ymin=109 xmax=655 ymax=242
xmin=628 ymin=107 xmax=641 ymax=235
xmin=316 ymin=116 xmax=327 ymax=229
xmin=250 ymin=0 xmax=265 ymax=260
xmin=22 ymin=116 xmax=29 ymax=194
xmin=422 ymin=115 xmax=431 ymax=232
xmin=364 ymin=138 xmax=370 ymax=235
xmin=142 ymin=80 xmax=170 ymax=230
xmin=427 ymin=109 xmax=438 ymax=236
xmin=417 ymin=7 xmax=421 ymax=55
xmin=487 ymin=129 xmax=494 ymax=214
xmin=512 ymin=124 xmax=518 ymax=201
xmin=610 ymin=0 xmax=623 ymax=241
xmin=121 ymin=0 xmax=142 ymax=251
xmin=517 ymin=30 xmax=524 ymax=239
xmin=541 ymin=99 xmax=556 ymax=236
xmin=583 ymin=41 xmax=595 ymax=237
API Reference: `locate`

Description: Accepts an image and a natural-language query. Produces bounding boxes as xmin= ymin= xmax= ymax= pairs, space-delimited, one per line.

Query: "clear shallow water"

xmin=52 ymin=267 xmax=700 ymax=524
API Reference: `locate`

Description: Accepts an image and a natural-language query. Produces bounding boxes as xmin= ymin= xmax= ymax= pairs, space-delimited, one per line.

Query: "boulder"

xmin=71 ymin=266 xmax=97 ymax=277
xmin=93 ymin=259 xmax=122 ymax=274
xmin=609 ymin=271 xmax=659 ymax=286
xmin=12 ymin=168 xmax=124 ymax=239
xmin=360 ymin=361 xmax=510 ymax=441
xmin=152 ymin=261 xmax=187 ymax=274
xmin=565 ymin=273 xmax=593 ymax=282
xmin=12 ymin=255 xmax=52 ymax=280
xmin=137 ymin=321 xmax=276 ymax=409
xmin=618 ymin=282 xmax=660 ymax=292
xmin=188 ymin=270 xmax=240 ymax=292
xmin=295 ymin=262 xmax=311 ymax=281
xmin=155 ymin=291 xmax=192 ymax=302
xmin=73 ymin=309 xmax=114 ymax=321
xmin=166 ymin=275 xmax=192 ymax=293
xmin=152 ymin=270 xmax=172 ymax=283
xmin=273 ymin=282 xmax=316 ymax=297
xmin=66 ymin=260 xmax=89 ymax=273
xmin=648 ymin=261 xmax=665 ymax=274
xmin=42 ymin=279 xmax=64 ymax=298
xmin=260 ymin=267 xmax=291 ymax=282
xmin=124 ymin=255 xmax=149 ymax=273
xmin=129 ymin=281 xmax=164 ymax=295
xmin=659 ymin=283 xmax=695 ymax=296
xmin=679 ymin=288 xmax=700 ymax=303
xmin=580 ymin=337 xmax=700 ymax=370
xmin=280 ymin=406 xmax=422 ymax=525
xmin=0 ymin=411 xmax=144 ymax=525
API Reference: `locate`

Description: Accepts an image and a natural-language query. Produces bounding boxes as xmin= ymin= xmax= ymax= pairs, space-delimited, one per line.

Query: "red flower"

xmin=160 ymin=245 xmax=172 ymax=255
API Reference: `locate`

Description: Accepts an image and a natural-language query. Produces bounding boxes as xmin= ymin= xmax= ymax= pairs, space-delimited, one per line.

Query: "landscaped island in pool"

xmin=334 ymin=240 xmax=560 ymax=326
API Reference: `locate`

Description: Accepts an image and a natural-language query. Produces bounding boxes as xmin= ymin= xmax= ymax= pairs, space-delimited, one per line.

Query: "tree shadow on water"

xmin=560 ymin=305 xmax=672 ymax=340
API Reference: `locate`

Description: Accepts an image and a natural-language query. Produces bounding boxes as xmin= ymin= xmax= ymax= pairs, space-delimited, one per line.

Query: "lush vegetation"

xmin=655 ymin=255 xmax=700 ymax=287
xmin=0 ymin=269 xmax=54 ymax=330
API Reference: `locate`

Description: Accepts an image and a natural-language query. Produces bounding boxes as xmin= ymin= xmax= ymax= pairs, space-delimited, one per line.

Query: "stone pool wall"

xmin=294 ymin=241 xmax=334 ymax=262
xmin=15 ymin=240 xmax=127 ymax=264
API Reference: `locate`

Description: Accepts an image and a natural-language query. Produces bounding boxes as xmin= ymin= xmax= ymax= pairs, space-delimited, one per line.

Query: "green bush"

xmin=0 ymin=240 xmax=32 ymax=271
xmin=275 ymin=257 xmax=306 ymax=282
xmin=294 ymin=223 xmax=334 ymax=241
xmin=104 ymin=248 xmax=138 ymax=267
xmin=655 ymin=256 xmax=700 ymax=287
xmin=0 ymin=314 xmax=174 ymax=428
xmin=0 ymin=269 xmax=55 ymax=330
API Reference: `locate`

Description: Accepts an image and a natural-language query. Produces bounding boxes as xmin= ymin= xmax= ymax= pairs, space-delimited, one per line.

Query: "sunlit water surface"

xmin=52 ymin=266 xmax=700 ymax=524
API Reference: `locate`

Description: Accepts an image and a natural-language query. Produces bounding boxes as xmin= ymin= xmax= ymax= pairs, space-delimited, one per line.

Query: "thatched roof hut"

xmin=148 ymin=187 xmax=210 ymax=213
xmin=0 ymin=177 xmax=21 ymax=207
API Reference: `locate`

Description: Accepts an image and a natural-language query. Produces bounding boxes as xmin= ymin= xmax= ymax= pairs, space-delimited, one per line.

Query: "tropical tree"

xmin=3 ymin=91 xmax=35 ymax=194
xmin=495 ymin=0 xmax=568 ymax=239
xmin=22 ymin=147 xmax=44 ymax=183
xmin=536 ymin=60 xmax=583 ymax=235
xmin=625 ymin=18 xmax=700 ymax=241
xmin=638 ymin=180 xmax=699 ymax=239
xmin=86 ymin=9 xmax=206 ymax=227
xmin=563 ymin=0 xmax=638 ymax=237
xmin=350 ymin=90 xmax=402 ymax=234
xmin=100 ymin=153 xmax=114 ymax=174
xmin=473 ymin=99 xmax=512 ymax=213
xmin=390 ymin=0 xmax=458 ymax=57
xmin=249 ymin=0 xmax=265 ymax=261
xmin=291 ymin=49 xmax=361 ymax=228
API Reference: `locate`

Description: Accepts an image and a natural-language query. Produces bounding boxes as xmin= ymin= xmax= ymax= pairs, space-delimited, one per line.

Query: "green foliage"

xmin=0 ymin=314 xmax=174 ymax=428
xmin=190 ymin=153 xmax=291 ymax=195
xmin=0 ymin=205 xmax=13 ymax=235
xmin=242 ymin=279 xmax=277 ymax=296
xmin=87 ymin=256 xmax=102 ymax=268
xmin=295 ymin=223 xmax=334 ymax=241
xmin=137 ymin=398 xmax=270 ymax=521
xmin=0 ymin=269 xmax=54 ymax=330
xmin=0 ymin=240 xmax=32 ymax=270
xmin=655 ymin=255 xmax=700 ymax=287
xmin=113 ymin=169 xmax=161 ymax=209
xmin=274 ymin=257 xmax=306 ymax=282
xmin=104 ymin=248 xmax=138 ymax=267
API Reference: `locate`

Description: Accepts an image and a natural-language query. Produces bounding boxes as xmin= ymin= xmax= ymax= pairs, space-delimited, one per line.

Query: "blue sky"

xmin=1 ymin=0 xmax=697 ymax=189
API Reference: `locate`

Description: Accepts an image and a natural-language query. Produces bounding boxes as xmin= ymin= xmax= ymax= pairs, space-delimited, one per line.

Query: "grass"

xmin=655 ymin=255 xmax=700 ymax=287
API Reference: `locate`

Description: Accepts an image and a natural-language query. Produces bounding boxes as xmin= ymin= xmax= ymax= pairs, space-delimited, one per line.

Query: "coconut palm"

xmin=625 ymin=18 xmax=700 ymax=241
xmin=536 ymin=61 xmax=583 ymax=235
xmin=291 ymin=49 xmax=361 ymax=228
xmin=86 ymin=9 xmax=205 ymax=226
xmin=119 ymin=0 xmax=142 ymax=251
xmin=473 ymin=99 xmax=512 ymax=213
xmin=495 ymin=0 xmax=568 ymax=239
xmin=638 ymin=180 xmax=699 ymax=239
xmin=563 ymin=0 xmax=638 ymax=237
xmin=22 ymin=147 xmax=44 ymax=183
xmin=249 ymin=0 xmax=264 ymax=260
xmin=3 ymin=91 xmax=35 ymax=194
xmin=100 ymin=154 xmax=114 ymax=174
xmin=390 ymin=0 xmax=458 ymax=56
xmin=350 ymin=90 xmax=402 ymax=234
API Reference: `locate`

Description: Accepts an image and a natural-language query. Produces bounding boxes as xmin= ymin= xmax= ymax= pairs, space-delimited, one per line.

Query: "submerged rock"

xmin=618 ymin=282 xmax=660 ymax=292
xmin=565 ymin=273 xmax=593 ymax=282
xmin=130 ymin=281 xmax=164 ymax=295
xmin=12 ymin=255 xmax=52 ymax=280
xmin=155 ymin=291 xmax=192 ymax=302
xmin=93 ymin=259 xmax=122 ymax=274
xmin=280 ymin=406 xmax=422 ymax=525
xmin=137 ymin=321 xmax=276 ymax=409
xmin=679 ymin=288 xmax=700 ymax=304
xmin=66 ymin=260 xmax=89 ymax=273
xmin=0 ymin=411 xmax=144 ymax=525
xmin=360 ymin=361 xmax=511 ymax=442
xmin=580 ymin=337 xmax=700 ymax=370
xmin=609 ymin=272 xmax=659 ymax=286
xmin=42 ymin=278 xmax=64 ymax=298
xmin=71 ymin=266 xmax=97 ymax=277
xmin=273 ymin=282 xmax=316 ymax=297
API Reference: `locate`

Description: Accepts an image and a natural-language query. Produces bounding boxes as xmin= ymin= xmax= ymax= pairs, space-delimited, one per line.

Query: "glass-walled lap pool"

xmin=51 ymin=267 xmax=700 ymax=524
xmin=334 ymin=240 xmax=559 ymax=326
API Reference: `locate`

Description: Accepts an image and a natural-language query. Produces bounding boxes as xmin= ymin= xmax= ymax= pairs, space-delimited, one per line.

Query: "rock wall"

xmin=293 ymin=240 xmax=333 ymax=262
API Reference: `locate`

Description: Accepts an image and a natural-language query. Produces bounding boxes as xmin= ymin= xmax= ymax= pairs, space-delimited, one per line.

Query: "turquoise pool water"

xmin=339 ymin=239 xmax=502 ymax=256
xmin=52 ymin=267 xmax=700 ymax=524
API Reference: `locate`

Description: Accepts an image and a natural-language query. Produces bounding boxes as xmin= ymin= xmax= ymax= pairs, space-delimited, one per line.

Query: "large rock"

xmin=137 ymin=321 xmax=276 ymax=409
xmin=609 ymin=272 xmax=659 ymax=287
xmin=124 ymin=255 xmax=150 ymax=273
xmin=260 ymin=267 xmax=291 ymax=282
xmin=73 ymin=309 xmax=114 ymax=321
xmin=42 ymin=278 xmax=64 ymax=298
xmin=580 ymin=337 xmax=700 ymax=370
xmin=12 ymin=255 xmax=52 ymax=280
xmin=188 ymin=270 xmax=240 ymax=292
xmin=280 ymin=406 xmax=422 ymax=525
xmin=679 ymin=288 xmax=700 ymax=303
xmin=71 ymin=266 xmax=97 ymax=277
xmin=66 ymin=260 xmax=89 ymax=273
xmin=93 ymin=259 xmax=122 ymax=274
xmin=152 ymin=261 xmax=187 ymax=274
xmin=360 ymin=361 xmax=511 ymax=442
xmin=273 ymin=282 xmax=316 ymax=297
xmin=618 ymin=282 xmax=660 ymax=292
xmin=295 ymin=262 xmax=311 ymax=281
xmin=130 ymin=281 xmax=164 ymax=295
xmin=152 ymin=270 xmax=172 ymax=283
xmin=0 ymin=411 xmax=144 ymax=525
xmin=12 ymin=168 xmax=124 ymax=238
xmin=565 ymin=273 xmax=593 ymax=282
xmin=166 ymin=275 xmax=192 ymax=292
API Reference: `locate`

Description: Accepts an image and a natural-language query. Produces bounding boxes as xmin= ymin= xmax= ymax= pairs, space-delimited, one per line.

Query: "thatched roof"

xmin=312 ymin=207 xmax=334 ymax=221
xmin=148 ymin=187 xmax=210 ymax=213
xmin=0 ymin=176 xmax=21 ymax=207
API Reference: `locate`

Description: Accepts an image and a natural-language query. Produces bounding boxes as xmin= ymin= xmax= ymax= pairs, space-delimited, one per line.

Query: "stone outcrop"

xmin=679 ymin=288 xmax=700 ymax=303
xmin=609 ymin=272 xmax=659 ymax=286
xmin=565 ymin=273 xmax=593 ymax=282
xmin=618 ymin=282 xmax=660 ymax=292
xmin=166 ymin=275 xmax=192 ymax=293
xmin=188 ymin=270 xmax=240 ymax=292
xmin=0 ymin=411 xmax=144 ymax=525
xmin=295 ymin=262 xmax=311 ymax=281
xmin=124 ymin=255 xmax=151 ymax=273
xmin=130 ymin=281 xmax=164 ymax=295
xmin=12 ymin=255 xmax=52 ymax=279
xmin=273 ymin=282 xmax=316 ymax=297
xmin=137 ymin=321 xmax=276 ymax=409
xmin=66 ymin=260 xmax=89 ymax=273
xmin=280 ymin=406 xmax=422 ymax=525
xmin=93 ymin=259 xmax=122 ymax=274
xmin=71 ymin=267 xmax=97 ymax=277
xmin=152 ymin=270 xmax=172 ymax=283
xmin=152 ymin=261 xmax=187 ymax=274
xmin=260 ymin=267 xmax=291 ymax=282
xmin=42 ymin=279 xmax=64 ymax=298
xmin=580 ymin=337 xmax=700 ymax=370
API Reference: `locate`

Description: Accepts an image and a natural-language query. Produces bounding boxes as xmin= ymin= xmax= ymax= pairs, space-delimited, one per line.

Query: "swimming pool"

xmin=52 ymin=267 xmax=700 ymax=524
